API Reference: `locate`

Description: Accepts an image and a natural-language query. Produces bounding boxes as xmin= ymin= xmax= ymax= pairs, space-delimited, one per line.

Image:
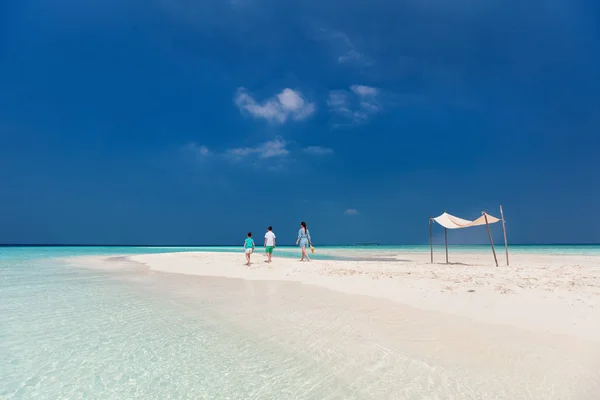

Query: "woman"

xmin=295 ymin=221 xmax=312 ymax=261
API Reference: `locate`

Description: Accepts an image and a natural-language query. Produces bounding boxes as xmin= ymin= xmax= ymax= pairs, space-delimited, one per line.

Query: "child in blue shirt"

xmin=243 ymin=232 xmax=255 ymax=266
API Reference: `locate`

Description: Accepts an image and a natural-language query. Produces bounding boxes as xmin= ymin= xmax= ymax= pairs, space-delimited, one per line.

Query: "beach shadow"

xmin=106 ymin=256 xmax=129 ymax=262
xmin=437 ymin=262 xmax=472 ymax=266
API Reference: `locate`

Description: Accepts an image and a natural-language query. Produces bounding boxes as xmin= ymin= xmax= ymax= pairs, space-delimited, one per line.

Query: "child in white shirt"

xmin=264 ymin=226 xmax=276 ymax=263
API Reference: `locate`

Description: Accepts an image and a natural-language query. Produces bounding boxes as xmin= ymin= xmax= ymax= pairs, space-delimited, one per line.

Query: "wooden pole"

xmin=444 ymin=227 xmax=449 ymax=264
xmin=500 ymin=205 xmax=509 ymax=266
xmin=483 ymin=212 xmax=498 ymax=267
xmin=429 ymin=217 xmax=433 ymax=263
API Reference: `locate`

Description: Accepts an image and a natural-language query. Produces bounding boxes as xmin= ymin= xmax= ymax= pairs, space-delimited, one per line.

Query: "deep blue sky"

xmin=1 ymin=0 xmax=599 ymax=245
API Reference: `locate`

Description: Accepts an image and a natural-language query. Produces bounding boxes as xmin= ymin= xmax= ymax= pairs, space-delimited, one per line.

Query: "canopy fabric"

xmin=432 ymin=212 xmax=500 ymax=230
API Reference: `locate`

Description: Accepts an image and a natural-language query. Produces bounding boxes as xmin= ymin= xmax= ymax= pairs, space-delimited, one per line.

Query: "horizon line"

xmin=1 ymin=243 xmax=600 ymax=247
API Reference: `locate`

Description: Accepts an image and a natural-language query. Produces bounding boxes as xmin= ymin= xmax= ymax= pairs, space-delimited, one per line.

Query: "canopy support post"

xmin=444 ymin=227 xmax=449 ymax=264
xmin=483 ymin=212 xmax=498 ymax=267
xmin=429 ymin=217 xmax=433 ymax=263
xmin=500 ymin=205 xmax=509 ymax=266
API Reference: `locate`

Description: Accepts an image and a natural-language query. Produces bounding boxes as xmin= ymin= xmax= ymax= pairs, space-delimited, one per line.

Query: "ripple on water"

xmin=1 ymin=259 xmax=361 ymax=399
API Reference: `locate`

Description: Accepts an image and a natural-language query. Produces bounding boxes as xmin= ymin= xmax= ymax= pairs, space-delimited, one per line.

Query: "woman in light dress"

xmin=295 ymin=221 xmax=312 ymax=261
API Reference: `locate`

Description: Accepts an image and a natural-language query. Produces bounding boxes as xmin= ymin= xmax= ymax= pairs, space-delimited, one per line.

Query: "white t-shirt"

xmin=264 ymin=231 xmax=276 ymax=246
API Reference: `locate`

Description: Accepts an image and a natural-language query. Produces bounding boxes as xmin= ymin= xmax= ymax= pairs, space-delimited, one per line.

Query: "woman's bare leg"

xmin=301 ymin=246 xmax=310 ymax=261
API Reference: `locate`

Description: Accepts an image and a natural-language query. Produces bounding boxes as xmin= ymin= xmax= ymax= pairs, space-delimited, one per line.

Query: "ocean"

xmin=1 ymin=245 xmax=599 ymax=399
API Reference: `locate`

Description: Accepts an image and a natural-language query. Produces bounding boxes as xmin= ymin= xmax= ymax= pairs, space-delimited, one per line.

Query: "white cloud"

xmin=351 ymin=85 xmax=379 ymax=97
xmin=327 ymin=91 xmax=352 ymax=115
xmin=184 ymin=138 xmax=334 ymax=170
xmin=183 ymin=142 xmax=212 ymax=158
xmin=234 ymin=88 xmax=315 ymax=124
xmin=344 ymin=208 xmax=359 ymax=215
xmin=277 ymin=89 xmax=302 ymax=110
xmin=303 ymin=146 xmax=334 ymax=156
xmin=338 ymin=49 xmax=365 ymax=64
xmin=319 ymin=28 xmax=373 ymax=66
xmin=328 ymin=85 xmax=381 ymax=125
xmin=226 ymin=137 xmax=289 ymax=159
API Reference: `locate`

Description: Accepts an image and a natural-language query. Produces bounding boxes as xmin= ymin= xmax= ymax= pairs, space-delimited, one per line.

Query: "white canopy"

xmin=432 ymin=212 xmax=500 ymax=230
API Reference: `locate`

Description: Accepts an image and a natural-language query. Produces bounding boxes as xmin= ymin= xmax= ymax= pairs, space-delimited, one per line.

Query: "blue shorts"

xmin=299 ymin=238 xmax=309 ymax=248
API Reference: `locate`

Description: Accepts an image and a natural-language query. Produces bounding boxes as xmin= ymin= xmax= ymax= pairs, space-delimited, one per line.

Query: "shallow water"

xmin=2 ymin=248 xmax=600 ymax=399
xmin=2 ymin=256 xmax=354 ymax=399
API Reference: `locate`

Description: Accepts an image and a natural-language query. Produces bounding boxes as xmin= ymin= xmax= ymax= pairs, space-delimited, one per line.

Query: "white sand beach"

xmin=122 ymin=250 xmax=600 ymax=342
xmin=66 ymin=250 xmax=600 ymax=399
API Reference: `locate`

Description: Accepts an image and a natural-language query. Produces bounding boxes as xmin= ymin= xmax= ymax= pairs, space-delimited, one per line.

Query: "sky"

xmin=1 ymin=0 xmax=599 ymax=245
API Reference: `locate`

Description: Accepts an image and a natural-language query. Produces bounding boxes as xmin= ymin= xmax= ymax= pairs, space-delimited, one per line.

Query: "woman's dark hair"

xmin=301 ymin=221 xmax=307 ymax=233
xmin=247 ymin=232 xmax=252 ymax=237
xmin=268 ymin=226 xmax=273 ymax=231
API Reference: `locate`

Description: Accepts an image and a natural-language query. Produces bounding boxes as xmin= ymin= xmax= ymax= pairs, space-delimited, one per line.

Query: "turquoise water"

xmin=2 ymin=245 xmax=599 ymax=399
xmin=322 ymin=244 xmax=600 ymax=254
xmin=2 ymin=248 xmax=362 ymax=399
xmin=2 ymin=244 xmax=600 ymax=260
